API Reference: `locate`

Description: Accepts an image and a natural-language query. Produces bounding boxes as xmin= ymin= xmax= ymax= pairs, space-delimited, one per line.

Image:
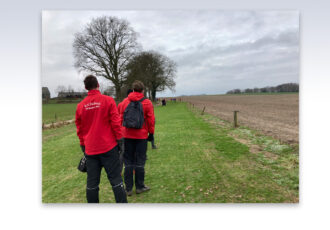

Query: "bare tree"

xmin=76 ymin=86 xmax=87 ymax=93
xmin=253 ymin=87 xmax=260 ymax=93
xmin=276 ymin=83 xmax=299 ymax=92
xmin=67 ymin=85 xmax=74 ymax=93
xmin=244 ymin=88 xmax=253 ymax=93
xmin=73 ymin=16 xmax=140 ymax=100
xmin=55 ymin=85 xmax=67 ymax=95
xmin=103 ymin=86 xmax=116 ymax=97
xmin=125 ymin=51 xmax=176 ymax=101
xmin=233 ymin=89 xmax=241 ymax=94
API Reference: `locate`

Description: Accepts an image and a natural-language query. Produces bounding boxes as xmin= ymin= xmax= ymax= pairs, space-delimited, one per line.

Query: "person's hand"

xmin=147 ymin=133 xmax=154 ymax=142
xmin=80 ymin=145 xmax=85 ymax=153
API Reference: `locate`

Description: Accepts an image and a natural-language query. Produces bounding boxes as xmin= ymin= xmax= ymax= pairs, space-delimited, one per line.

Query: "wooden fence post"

xmin=55 ymin=113 xmax=57 ymax=121
xmin=233 ymin=111 xmax=239 ymax=128
xmin=201 ymin=106 xmax=206 ymax=115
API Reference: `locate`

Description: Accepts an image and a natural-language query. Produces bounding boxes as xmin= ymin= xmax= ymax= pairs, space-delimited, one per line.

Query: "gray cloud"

xmin=42 ymin=10 xmax=299 ymax=97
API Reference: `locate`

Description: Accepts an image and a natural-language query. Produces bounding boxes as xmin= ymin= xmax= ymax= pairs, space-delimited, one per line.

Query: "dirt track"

xmin=42 ymin=119 xmax=75 ymax=129
xmin=182 ymin=94 xmax=299 ymax=143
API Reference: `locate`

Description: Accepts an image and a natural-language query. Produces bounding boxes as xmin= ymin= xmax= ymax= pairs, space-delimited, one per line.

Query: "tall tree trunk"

xmin=115 ymin=85 xmax=121 ymax=101
xmin=148 ymin=89 xmax=152 ymax=100
xmin=151 ymin=89 xmax=157 ymax=102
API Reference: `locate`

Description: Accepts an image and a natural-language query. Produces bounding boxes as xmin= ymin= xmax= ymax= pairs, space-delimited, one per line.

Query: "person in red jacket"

xmin=117 ymin=88 xmax=133 ymax=174
xmin=118 ymin=80 xmax=155 ymax=196
xmin=75 ymin=75 xmax=127 ymax=203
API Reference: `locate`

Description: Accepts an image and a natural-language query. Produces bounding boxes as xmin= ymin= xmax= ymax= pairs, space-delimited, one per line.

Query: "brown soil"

xmin=183 ymin=94 xmax=299 ymax=143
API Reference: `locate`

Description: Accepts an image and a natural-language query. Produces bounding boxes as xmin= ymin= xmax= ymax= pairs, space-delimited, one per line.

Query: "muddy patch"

xmin=229 ymin=133 xmax=278 ymax=159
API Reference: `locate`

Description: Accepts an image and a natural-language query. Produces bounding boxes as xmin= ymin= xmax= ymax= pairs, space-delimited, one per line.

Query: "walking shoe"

xmin=152 ymin=145 xmax=157 ymax=149
xmin=126 ymin=190 xmax=133 ymax=196
xmin=136 ymin=186 xmax=150 ymax=194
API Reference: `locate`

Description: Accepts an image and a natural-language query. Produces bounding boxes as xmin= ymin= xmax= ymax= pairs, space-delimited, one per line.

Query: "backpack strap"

xmin=138 ymin=97 xmax=145 ymax=102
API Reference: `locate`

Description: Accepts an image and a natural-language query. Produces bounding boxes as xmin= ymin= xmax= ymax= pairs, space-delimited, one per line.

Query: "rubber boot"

xmin=86 ymin=187 xmax=99 ymax=203
xmin=112 ymin=183 xmax=128 ymax=203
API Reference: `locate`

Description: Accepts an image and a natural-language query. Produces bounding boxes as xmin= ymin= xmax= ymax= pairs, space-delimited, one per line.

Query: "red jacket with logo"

xmin=75 ymin=90 xmax=123 ymax=155
xmin=118 ymin=92 xmax=155 ymax=139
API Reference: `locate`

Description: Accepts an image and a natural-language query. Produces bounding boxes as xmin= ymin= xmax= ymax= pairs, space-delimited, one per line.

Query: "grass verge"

xmin=42 ymin=103 xmax=78 ymax=124
xmin=42 ymin=101 xmax=298 ymax=203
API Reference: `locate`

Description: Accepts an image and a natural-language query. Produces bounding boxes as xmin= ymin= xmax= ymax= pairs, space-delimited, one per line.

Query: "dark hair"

xmin=132 ymin=80 xmax=144 ymax=93
xmin=84 ymin=75 xmax=98 ymax=90
xmin=127 ymin=89 xmax=133 ymax=96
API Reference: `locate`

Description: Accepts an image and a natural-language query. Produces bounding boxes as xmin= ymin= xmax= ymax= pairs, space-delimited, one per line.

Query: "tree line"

xmin=55 ymin=85 xmax=83 ymax=95
xmin=72 ymin=16 xmax=176 ymax=101
xmin=226 ymin=83 xmax=299 ymax=94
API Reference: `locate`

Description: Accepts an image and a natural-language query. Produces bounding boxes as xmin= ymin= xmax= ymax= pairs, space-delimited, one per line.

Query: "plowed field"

xmin=182 ymin=94 xmax=299 ymax=143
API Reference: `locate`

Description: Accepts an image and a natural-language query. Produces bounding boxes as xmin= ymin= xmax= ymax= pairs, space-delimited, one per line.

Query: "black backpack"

xmin=123 ymin=98 xmax=145 ymax=129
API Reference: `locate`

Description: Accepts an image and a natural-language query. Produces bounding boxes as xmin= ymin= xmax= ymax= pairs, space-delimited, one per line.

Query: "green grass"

xmin=42 ymin=101 xmax=298 ymax=203
xmin=197 ymin=111 xmax=299 ymax=196
xmin=42 ymin=103 xmax=78 ymax=124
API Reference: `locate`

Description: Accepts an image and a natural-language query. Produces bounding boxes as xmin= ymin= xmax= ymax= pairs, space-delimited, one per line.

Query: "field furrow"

xmin=182 ymin=94 xmax=299 ymax=143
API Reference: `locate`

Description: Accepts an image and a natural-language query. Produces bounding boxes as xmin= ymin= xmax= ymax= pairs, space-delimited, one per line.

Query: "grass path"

xmin=42 ymin=102 xmax=298 ymax=203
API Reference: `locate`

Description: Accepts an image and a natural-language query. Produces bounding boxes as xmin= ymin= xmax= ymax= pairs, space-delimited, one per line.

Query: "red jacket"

xmin=75 ymin=90 xmax=123 ymax=155
xmin=118 ymin=92 xmax=155 ymax=139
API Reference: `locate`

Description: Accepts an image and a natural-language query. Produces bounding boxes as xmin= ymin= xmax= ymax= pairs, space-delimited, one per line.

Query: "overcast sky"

xmin=42 ymin=10 xmax=299 ymax=97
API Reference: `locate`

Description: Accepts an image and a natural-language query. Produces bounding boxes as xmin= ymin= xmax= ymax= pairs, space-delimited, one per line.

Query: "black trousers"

xmin=124 ymin=138 xmax=148 ymax=191
xmin=85 ymin=146 xmax=127 ymax=203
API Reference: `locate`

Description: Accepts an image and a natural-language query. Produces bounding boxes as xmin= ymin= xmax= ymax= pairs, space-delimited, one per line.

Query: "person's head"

xmin=132 ymin=80 xmax=144 ymax=93
xmin=84 ymin=75 xmax=99 ymax=91
xmin=127 ymin=88 xmax=133 ymax=96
